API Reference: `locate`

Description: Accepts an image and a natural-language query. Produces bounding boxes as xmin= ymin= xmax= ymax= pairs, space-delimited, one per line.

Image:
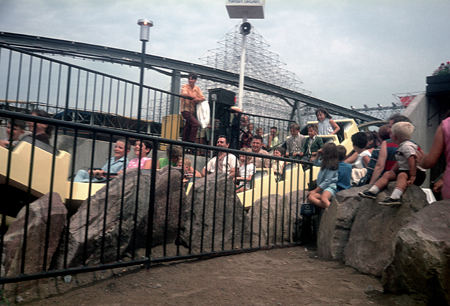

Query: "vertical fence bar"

xmin=145 ymin=141 xmax=158 ymax=265
xmin=82 ymin=132 xmax=97 ymax=265
xmin=4 ymin=50 xmax=12 ymax=108
xmin=63 ymin=67 xmax=71 ymax=122
xmin=15 ymin=52 xmax=23 ymax=109
xmin=100 ymin=135 xmax=113 ymax=264
xmin=116 ymin=135 xmax=129 ymax=261
xmin=46 ymin=61 xmax=52 ymax=110
xmin=42 ymin=125 xmax=58 ymax=271
xmin=36 ymin=58 xmax=43 ymax=108
xmin=20 ymin=125 xmax=38 ymax=274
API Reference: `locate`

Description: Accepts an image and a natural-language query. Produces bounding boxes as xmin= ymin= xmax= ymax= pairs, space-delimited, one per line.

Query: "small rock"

xmin=15 ymin=295 xmax=23 ymax=303
xmin=64 ymin=275 xmax=72 ymax=284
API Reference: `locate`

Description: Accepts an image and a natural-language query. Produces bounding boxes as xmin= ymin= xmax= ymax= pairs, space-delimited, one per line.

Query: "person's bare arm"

xmin=433 ymin=177 xmax=444 ymax=193
xmin=201 ymin=167 xmax=207 ymax=177
xmin=329 ymin=119 xmax=340 ymax=135
xmin=344 ymin=152 xmax=358 ymax=164
xmin=362 ymin=155 xmax=371 ymax=167
xmin=418 ymin=124 xmax=445 ymax=169
xmin=143 ymin=159 xmax=152 ymax=170
xmin=369 ymin=141 xmax=388 ymax=184
xmin=192 ymin=166 xmax=202 ymax=178
xmin=0 ymin=140 xmax=9 ymax=148
xmin=407 ymin=156 xmax=416 ymax=186
xmin=230 ymin=167 xmax=237 ymax=178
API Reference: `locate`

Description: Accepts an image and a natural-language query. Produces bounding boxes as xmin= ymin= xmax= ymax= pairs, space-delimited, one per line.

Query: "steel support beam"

xmin=0 ymin=32 xmax=379 ymax=122
xmin=169 ymin=70 xmax=180 ymax=115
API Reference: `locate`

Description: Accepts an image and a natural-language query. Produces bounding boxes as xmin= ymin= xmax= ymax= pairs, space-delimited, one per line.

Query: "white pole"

xmin=238 ymin=13 xmax=248 ymax=111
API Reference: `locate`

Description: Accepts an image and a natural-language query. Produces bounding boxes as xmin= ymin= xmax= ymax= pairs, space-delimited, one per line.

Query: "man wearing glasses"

xmin=180 ymin=72 xmax=205 ymax=143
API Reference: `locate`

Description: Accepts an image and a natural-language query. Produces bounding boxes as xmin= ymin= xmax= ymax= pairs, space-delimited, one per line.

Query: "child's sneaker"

xmin=358 ymin=190 xmax=377 ymax=199
xmin=379 ymin=197 xmax=401 ymax=205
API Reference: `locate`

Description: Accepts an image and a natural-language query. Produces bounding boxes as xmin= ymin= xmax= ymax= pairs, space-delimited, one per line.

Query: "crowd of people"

xmin=3 ymin=72 xmax=448 ymax=212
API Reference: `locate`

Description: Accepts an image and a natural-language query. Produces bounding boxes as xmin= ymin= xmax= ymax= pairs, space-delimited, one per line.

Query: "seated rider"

xmin=0 ymin=119 xmax=26 ymax=149
xmin=73 ymin=139 xmax=130 ymax=182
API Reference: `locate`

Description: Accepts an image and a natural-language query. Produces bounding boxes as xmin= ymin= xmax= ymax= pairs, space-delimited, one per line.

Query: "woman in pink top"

xmin=127 ymin=140 xmax=153 ymax=170
xmin=417 ymin=114 xmax=450 ymax=199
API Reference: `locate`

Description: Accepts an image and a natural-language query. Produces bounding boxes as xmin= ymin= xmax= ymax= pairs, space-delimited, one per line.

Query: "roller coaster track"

xmin=0 ymin=31 xmax=379 ymax=123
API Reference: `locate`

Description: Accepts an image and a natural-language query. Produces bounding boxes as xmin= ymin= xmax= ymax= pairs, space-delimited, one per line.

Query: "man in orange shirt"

xmin=180 ymin=72 xmax=205 ymax=143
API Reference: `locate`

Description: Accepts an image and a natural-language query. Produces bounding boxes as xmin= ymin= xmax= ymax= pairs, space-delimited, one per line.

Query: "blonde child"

xmin=233 ymin=148 xmax=255 ymax=193
xmin=177 ymin=157 xmax=202 ymax=183
xmin=359 ymin=122 xmax=426 ymax=205
xmin=308 ymin=142 xmax=339 ymax=209
xmin=316 ymin=108 xmax=340 ymax=136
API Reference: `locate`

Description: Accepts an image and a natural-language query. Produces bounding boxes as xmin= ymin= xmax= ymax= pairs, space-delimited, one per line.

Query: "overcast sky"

xmin=0 ymin=0 xmax=449 ymax=109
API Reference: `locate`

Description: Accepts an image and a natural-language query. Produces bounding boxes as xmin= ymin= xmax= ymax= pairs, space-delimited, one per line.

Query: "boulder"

xmin=343 ymin=183 xmax=428 ymax=276
xmin=58 ymin=167 xmax=186 ymax=267
xmin=139 ymin=165 xmax=186 ymax=248
xmin=317 ymin=187 xmax=363 ymax=260
xmin=248 ymin=194 xmax=292 ymax=245
xmin=2 ymin=192 xmax=67 ymax=294
xmin=382 ymin=200 xmax=450 ymax=305
xmin=280 ymin=189 xmax=309 ymax=243
xmin=179 ymin=173 xmax=250 ymax=252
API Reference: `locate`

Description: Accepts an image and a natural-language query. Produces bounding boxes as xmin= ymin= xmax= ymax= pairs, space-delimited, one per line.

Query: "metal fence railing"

xmin=0 ymin=110 xmax=314 ymax=289
xmin=0 ymin=44 xmax=175 ymax=135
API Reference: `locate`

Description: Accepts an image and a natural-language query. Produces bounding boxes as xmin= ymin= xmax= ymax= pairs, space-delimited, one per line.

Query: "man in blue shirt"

xmin=73 ymin=139 xmax=130 ymax=183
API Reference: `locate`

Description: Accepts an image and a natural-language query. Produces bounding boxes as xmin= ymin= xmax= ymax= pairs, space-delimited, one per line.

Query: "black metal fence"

xmin=0 ymin=44 xmax=174 ymax=134
xmin=0 ymin=43 xmax=315 ymax=291
xmin=0 ymin=110 xmax=313 ymax=287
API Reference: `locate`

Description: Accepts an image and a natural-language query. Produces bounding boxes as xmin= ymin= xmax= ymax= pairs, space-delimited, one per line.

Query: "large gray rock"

xmin=248 ymin=194 xmax=292 ymax=245
xmin=179 ymin=173 xmax=250 ymax=252
xmin=343 ymin=183 xmax=428 ymax=276
xmin=3 ymin=193 xmax=67 ymax=294
xmin=282 ymin=189 xmax=305 ymax=243
xmin=317 ymin=187 xmax=363 ymax=260
xmin=139 ymin=165 xmax=186 ymax=248
xmin=59 ymin=167 xmax=186 ymax=267
xmin=382 ymin=200 xmax=450 ymax=305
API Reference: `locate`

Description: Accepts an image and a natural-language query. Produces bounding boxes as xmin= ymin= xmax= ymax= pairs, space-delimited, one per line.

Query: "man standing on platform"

xmin=180 ymin=72 xmax=205 ymax=143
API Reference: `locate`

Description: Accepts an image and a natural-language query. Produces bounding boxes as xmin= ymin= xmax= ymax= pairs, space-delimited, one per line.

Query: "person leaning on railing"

xmin=180 ymin=72 xmax=205 ymax=143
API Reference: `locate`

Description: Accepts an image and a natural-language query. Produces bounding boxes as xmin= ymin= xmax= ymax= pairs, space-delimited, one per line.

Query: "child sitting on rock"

xmin=359 ymin=122 xmax=426 ymax=205
xmin=308 ymin=142 xmax=339 ymax=209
